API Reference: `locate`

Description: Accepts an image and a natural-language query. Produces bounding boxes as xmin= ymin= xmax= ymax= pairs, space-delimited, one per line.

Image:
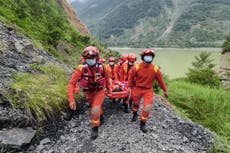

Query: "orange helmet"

xmin=82 ymin=46 xmax=99 ymax=59
xmin=140 ymin=49 xmax=155 ymax=60
xmin=127 ymin=53 xmax=137 ymax=62
xmin=121 ymin=54 xmax=128 ymax=62
xmin=99 ymin=58 xmax=106 ymax=63
xmin=109 ymin=57 xmax=115 ymax=62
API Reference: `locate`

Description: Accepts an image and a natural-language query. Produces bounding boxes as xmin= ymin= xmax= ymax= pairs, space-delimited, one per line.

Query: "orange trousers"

xmin=131 ymin=87 xmax=154 ymax=122
xmin=85 ymin=89 xmax=104 ymax=127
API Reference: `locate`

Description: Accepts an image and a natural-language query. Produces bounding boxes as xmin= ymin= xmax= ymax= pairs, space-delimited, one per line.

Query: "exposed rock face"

xmin=0 ymin=23 xmax=71 ymax=129
xmin=62 ymin=0 xmax=90 ymax=36
xmin=0 ymin=127 xmax=36 ymax=150
xmin=27 ymin=96 xmax=213 ymax=153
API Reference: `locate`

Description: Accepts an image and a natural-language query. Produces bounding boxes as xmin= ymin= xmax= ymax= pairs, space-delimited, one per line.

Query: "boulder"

xmin=0 ymin=127 xmax=36 ymax=149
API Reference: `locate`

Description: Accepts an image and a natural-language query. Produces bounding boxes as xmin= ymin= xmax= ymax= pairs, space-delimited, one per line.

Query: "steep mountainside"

xmin=71 ymin=0 xmax=230 ymax=47
xmin=0 ymin=1 xmax=118 ymax=150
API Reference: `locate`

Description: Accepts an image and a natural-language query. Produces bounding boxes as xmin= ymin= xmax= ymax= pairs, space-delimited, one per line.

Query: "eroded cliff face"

xmin=62 ymin=0 xmax=90 ymax=36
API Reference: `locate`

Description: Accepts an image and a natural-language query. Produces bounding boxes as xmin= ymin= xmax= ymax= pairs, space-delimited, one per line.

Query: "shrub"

xmin=186 ymin=52 xmax=221 ymax=88
xmin=222 ymin=35 xmax=230 ymax=54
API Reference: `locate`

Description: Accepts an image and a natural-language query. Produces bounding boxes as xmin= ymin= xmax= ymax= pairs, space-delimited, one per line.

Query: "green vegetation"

xmin=11 ymin=64 xmax=68 ymax=121
xmin=0 ymin=0 xmax=117 ymax=66
xmin=167 ymin=80 xmax=230 ymax=152
xmin=160 ymin=52 xmax=230 ymax=152
xmin=222 ymin=35 xmax=230 ymax=54
xmin=72 ymin=0 xmax=230 ymax=47
xmin=0 ymin=0 xmax=88 ymax=64
xmin=186 ymin=52 xmax=221 ymax=88
xmin=0 ymin=0 xmax=119 ymax=122
xmin=11 ymin=64 xmax=85 ymax=122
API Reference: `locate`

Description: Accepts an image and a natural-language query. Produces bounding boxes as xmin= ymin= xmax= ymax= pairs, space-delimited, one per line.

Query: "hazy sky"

xmin=67 ymin=0 xmax=85 ymax=3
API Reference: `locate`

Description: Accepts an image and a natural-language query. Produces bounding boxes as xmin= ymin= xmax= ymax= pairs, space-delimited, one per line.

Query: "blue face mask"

xmin=143 ymin=55 xmax=153 ymax=63
xmin=86 ymin=59 xmax=96 ymax=66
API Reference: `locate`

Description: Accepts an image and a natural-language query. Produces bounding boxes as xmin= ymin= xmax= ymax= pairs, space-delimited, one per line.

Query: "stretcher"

xmin=105 ymin=81 xmax=130 ymax=99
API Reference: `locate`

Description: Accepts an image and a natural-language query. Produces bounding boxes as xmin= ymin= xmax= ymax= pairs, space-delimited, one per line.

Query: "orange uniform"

xmin=68 ymin=63 xmax=110 ymax=127
xmin=106 ymin=64 xmax=118 ymax=81
xmin=128 ymin=62 xmax=167 ymax=122
xmin=119 ymin=62 xmax=135 ymax=82
xmin=115 ymin=62 xmax=123 ymax=81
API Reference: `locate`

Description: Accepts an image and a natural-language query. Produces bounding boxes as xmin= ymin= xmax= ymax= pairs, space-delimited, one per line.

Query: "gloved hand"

xmin=164 ymin=91 xmax=168 ymax=98
xmin=69 ymin=101 xmax=76 ymax=110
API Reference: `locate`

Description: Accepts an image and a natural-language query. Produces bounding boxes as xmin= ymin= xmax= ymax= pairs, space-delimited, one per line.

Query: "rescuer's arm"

xmin=67 ymin=65 xmax=82 ymax=110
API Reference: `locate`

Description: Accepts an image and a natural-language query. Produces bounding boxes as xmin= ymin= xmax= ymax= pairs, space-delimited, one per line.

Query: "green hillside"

xmin=0 ymin=0 xmax=118 ymax=122
xmin=72 ymin=0 xmax=230 ymax=47
xmin=0 ymin=0 xmax=115 ymax=67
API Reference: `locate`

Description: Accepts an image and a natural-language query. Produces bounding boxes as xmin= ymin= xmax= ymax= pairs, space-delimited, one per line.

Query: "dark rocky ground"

xmin=27 ymin=96 xmax=213 ymax=153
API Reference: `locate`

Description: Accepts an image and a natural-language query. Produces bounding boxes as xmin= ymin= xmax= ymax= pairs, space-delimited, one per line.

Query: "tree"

xmin=186 ymin=51 xmax=221 ymax=88
xmin=222 ymin=35 xmax=230 ymax=54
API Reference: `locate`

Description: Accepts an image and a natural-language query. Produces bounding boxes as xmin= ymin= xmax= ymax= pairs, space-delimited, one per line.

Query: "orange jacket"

xmin=106 ymin=64 xmax=118 ymax=81
xmin=127 ymin=62 xmax=167 ymax=92
xmin=68 ymin=63 xmax=110 ymax=103
xmin=119 ymin=62 xmax=135 ymax=81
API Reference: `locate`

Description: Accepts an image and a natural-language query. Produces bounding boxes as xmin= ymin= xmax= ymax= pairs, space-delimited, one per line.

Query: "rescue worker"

xmin=68 ymin=46 xmax=111 ymax=140
xmin=120 ymin=53 xmax=137 ymax=113
xmin=106 ymin=57 xmax=118 ymax=81
xmin=127 ymin=49 xmax=168 ymax=133
xmin=116 ymin=54 xmax=128 ymax=81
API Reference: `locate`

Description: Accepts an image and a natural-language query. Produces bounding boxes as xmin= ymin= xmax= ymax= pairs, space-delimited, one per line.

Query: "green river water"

xmin=111 ymin=48 xmax=221 ymax=79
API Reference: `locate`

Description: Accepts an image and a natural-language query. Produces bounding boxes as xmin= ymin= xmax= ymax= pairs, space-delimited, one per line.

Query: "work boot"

xmin=131 ymin=112 xmax=138 ymax=122
xmin=63 ymin=108 xmax=74 ymax=121
xmin=91 ymin=127 xmax=99 ymax=140
xmin=100 ymin=115 xmax=104 ymax=125
xmin=140 ymin=121 xmax=148 ymax=133
xmin=124 ymin=104 xmax=129 ymax=113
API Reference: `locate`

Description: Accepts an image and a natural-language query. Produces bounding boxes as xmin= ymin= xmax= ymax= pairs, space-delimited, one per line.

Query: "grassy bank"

xmin=166 ymin=80 xmax=230 ymax=152
xmin=11 ymin=64 xmax=83 ymax=122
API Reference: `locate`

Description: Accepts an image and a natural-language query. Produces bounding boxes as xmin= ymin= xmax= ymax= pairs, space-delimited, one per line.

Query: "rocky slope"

xmin=27 ymin=96 xmax=213 ymax=153
xmin=0 ymin=22 xmax=72 ymax=151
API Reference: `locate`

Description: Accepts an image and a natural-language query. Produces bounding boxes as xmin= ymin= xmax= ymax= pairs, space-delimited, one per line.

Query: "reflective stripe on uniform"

xmin=141 ymin=116 xmax=148 ymax=121
xmin=135 ymin=63 xmax=140 ymax=71
xmin=91 ymin=119 xmax=100 ymax=124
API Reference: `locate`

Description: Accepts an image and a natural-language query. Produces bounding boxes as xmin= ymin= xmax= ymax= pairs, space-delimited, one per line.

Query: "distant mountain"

xmin=71 ymin=0 xmax=230 ymax=47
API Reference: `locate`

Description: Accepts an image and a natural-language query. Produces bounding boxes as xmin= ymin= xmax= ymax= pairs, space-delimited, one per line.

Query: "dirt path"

xmin=28 ymin=96 xmax=213 ymax=153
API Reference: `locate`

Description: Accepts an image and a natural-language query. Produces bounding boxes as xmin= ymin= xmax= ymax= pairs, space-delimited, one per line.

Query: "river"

xmin=110 ymin=48 xmax=221 ymax=79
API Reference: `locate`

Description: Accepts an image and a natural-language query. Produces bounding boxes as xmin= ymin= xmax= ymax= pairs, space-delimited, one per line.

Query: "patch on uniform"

xmin=145 ymin=105 xmax=152 ymax=112
xmin=154 ymin=65 xmax=159 ymax=72
xmin=78 ymin=64 xmax=83 ymax=71
xmin=91 ymin=106 xmax=100 ymax=115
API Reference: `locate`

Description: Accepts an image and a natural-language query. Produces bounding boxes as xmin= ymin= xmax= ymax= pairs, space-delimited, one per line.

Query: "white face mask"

xmin=86 ymin=59 xmax=96 ymax=66
xmin=143 ymin=55 xmax=153 ymax=63
xmin=128 ymin=61 xmax=134 ymax=66
xmin=109 ymin=62 xmax=114 ymax=65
